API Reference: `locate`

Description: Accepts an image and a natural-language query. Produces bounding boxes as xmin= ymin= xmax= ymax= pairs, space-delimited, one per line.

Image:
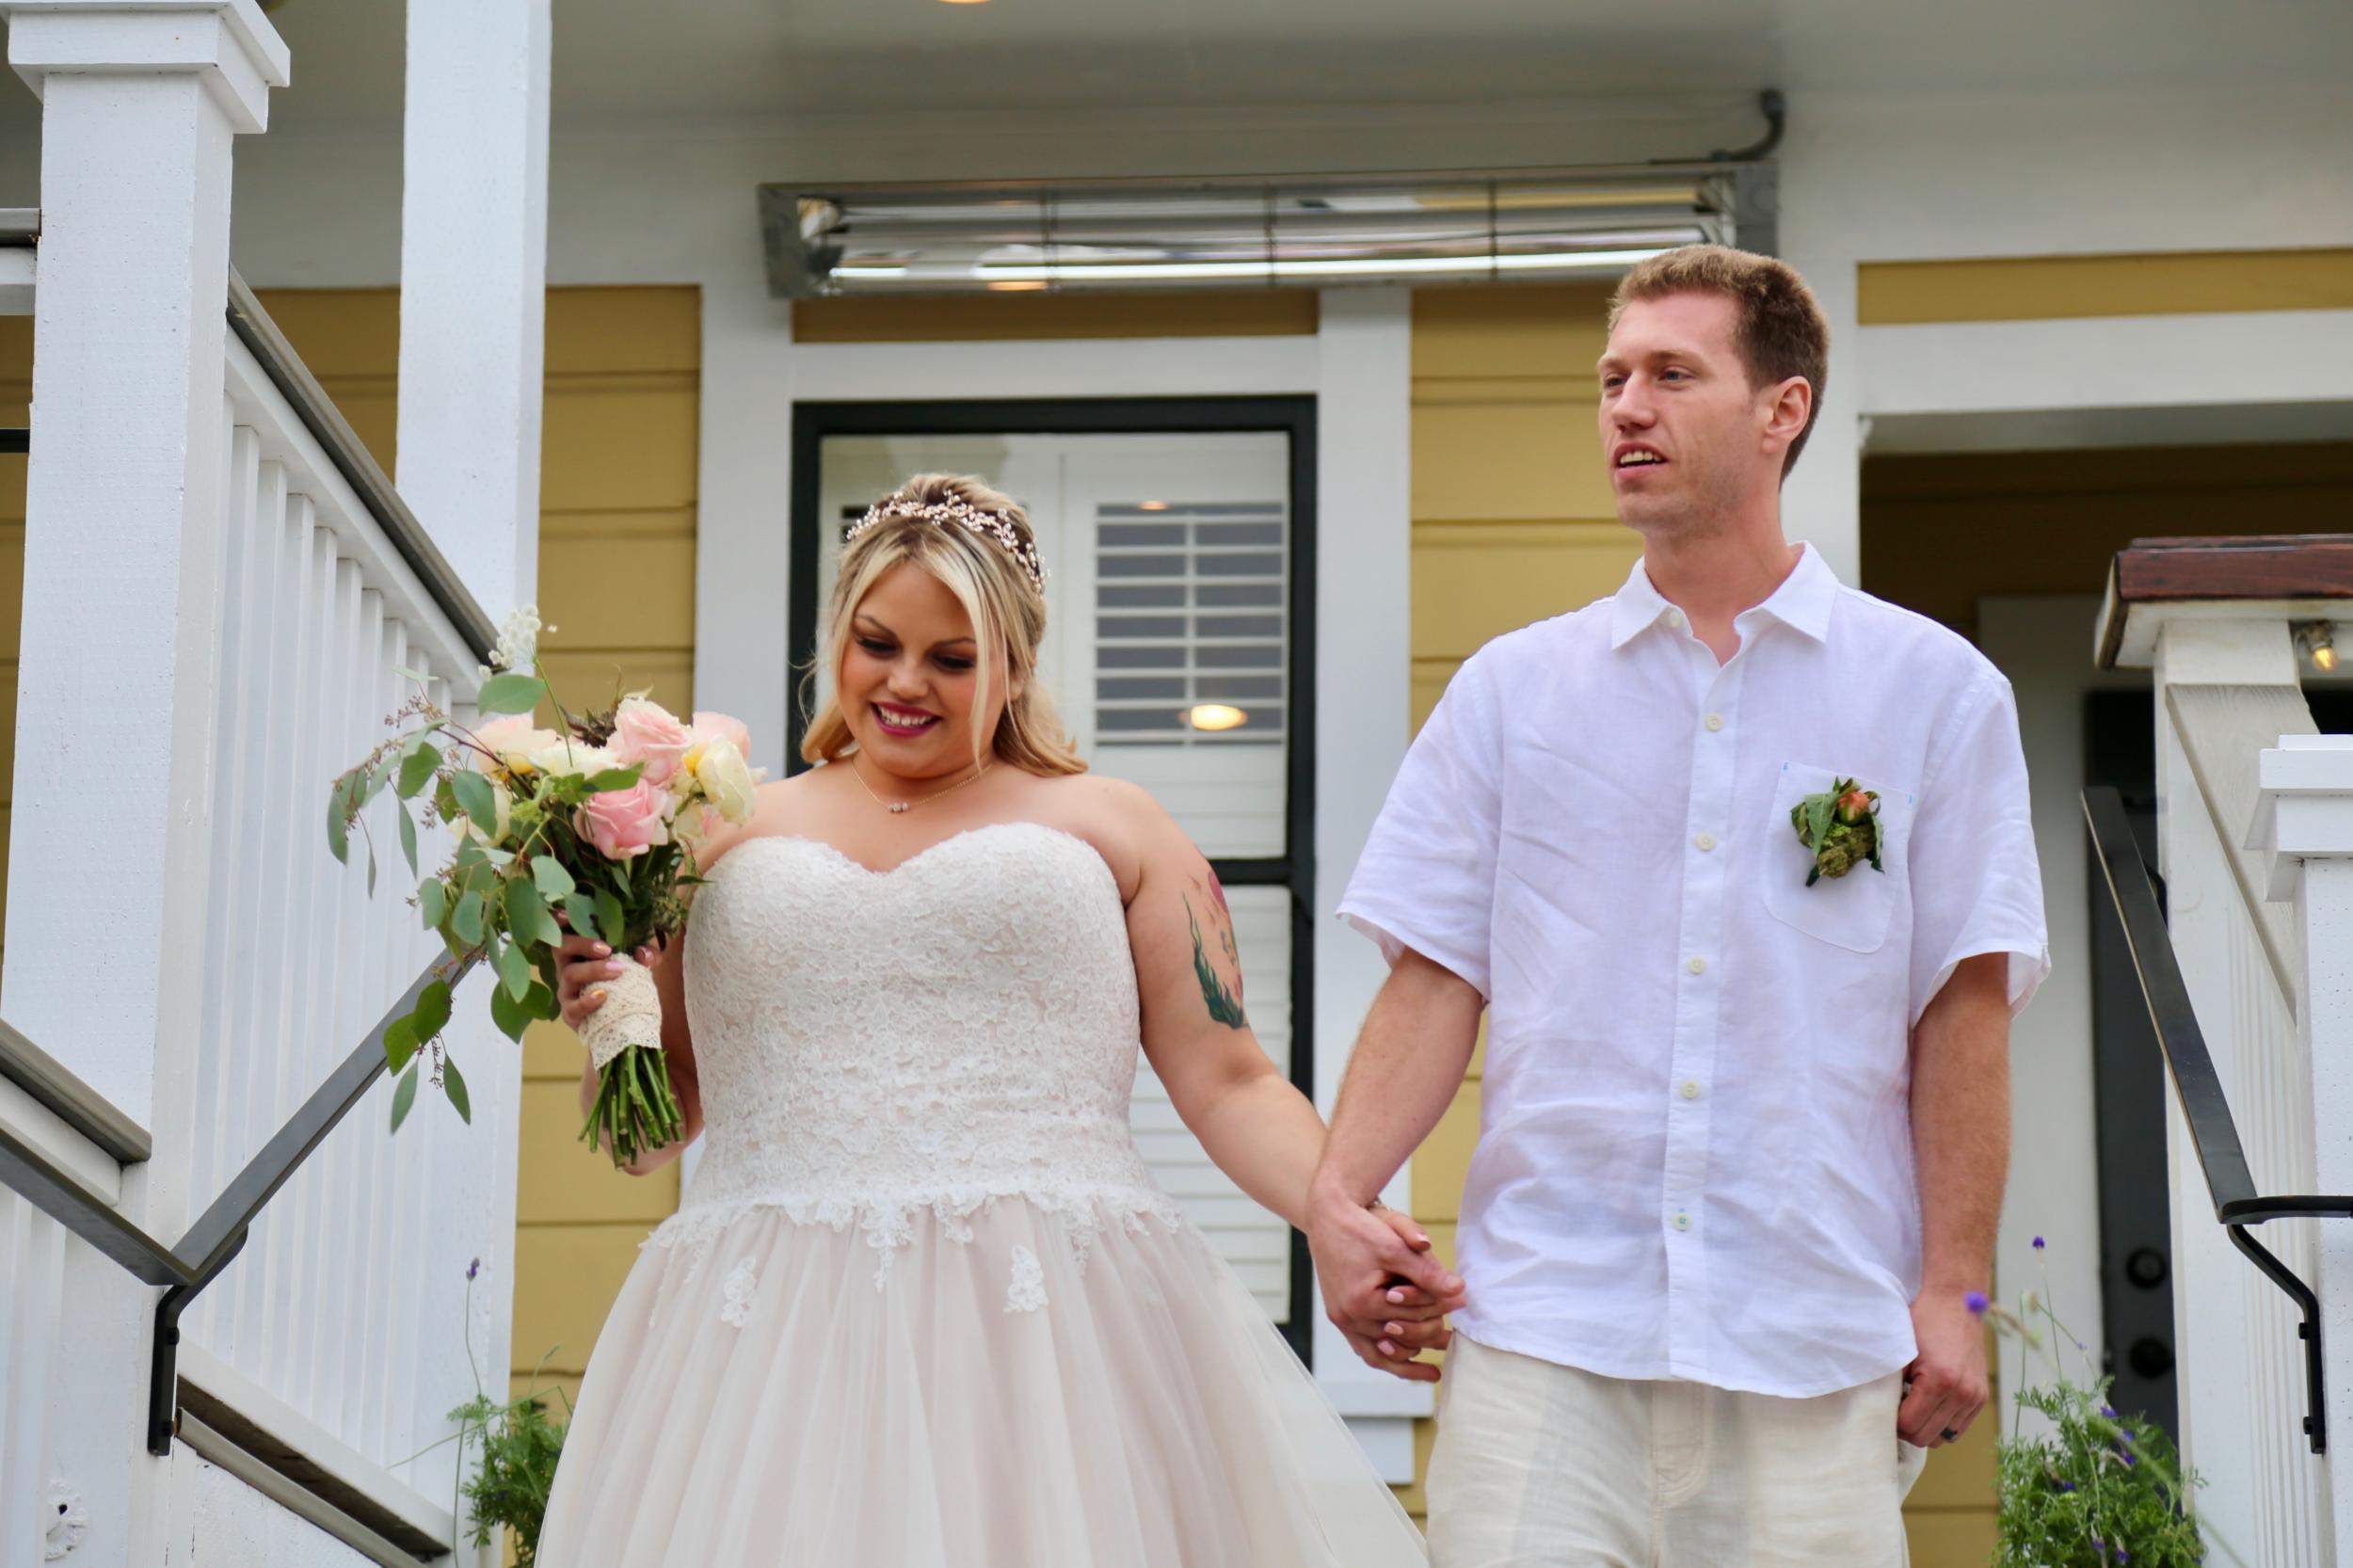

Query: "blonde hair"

xmin=801 ymin=473 xmax=1086 ymax=776
xmin=1609 ymin=244 xmax=1830 ymax=475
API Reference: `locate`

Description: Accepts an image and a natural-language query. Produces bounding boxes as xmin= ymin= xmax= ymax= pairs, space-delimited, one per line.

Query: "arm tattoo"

xmin=1184 ymin=872 xmax=1248 ymax=1030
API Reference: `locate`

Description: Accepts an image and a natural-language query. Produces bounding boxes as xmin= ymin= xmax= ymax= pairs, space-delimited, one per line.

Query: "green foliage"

xmin=446 ymin=1268 xmax=568 ymax=1567
xmin=1996 ymin=1380 xmax=2206 ymax=1567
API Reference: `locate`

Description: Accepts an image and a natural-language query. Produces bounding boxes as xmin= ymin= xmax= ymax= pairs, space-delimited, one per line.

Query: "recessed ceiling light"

xmin=1138 ymin=501 xmax=1169 ymax=511
xmin=985 ymin=280 xmax=1047 ymax=292
xmin=1187 ymin=704 xmax=1248 ymax=732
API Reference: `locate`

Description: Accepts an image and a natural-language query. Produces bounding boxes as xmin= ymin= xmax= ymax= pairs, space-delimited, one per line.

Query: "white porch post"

xmin=393 ymin=0 xmax=549 ymax=1543
xmin=2254 ymin=733 xmax=2353 ymax=1552
xmin=2148 ymin=619 xmax=2300 ymax=1557
xmin=1311 ymin=287 xmax=1433 ymax=1476
xmin=0 ymin=0 xmax=286 ymax=1559
xmin=397 ymin=0 xmax=551 ymax=616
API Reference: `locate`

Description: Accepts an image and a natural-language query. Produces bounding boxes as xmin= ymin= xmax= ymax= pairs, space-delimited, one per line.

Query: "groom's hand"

xmin=1898 ymin=1287 xmax=1990 ymax=1448
xmin=1306 ymin=1183 xmax=1466 ymax=1382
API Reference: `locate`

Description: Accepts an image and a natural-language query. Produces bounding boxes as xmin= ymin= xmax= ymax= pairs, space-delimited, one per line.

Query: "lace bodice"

xmin=650 ymin=822 xmax=1179 ymax=1262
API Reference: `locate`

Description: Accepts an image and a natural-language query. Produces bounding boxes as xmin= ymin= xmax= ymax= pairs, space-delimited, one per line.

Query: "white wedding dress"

xmin=535 ymin=821 xmax=1427 ymax=1565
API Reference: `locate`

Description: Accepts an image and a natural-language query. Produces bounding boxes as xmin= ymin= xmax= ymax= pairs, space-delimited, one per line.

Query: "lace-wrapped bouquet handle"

xmin=324 ymin=607 xmax=761 ymax=1165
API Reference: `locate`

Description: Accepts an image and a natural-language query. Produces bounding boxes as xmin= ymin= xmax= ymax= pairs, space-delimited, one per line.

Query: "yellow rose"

xmin=693 ymin=736 xmax=759 ymax=824
xmin=471 ymin=715 xmax=560 ymax=775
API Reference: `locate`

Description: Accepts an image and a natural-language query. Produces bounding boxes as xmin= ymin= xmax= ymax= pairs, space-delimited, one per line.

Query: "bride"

xmin=532 ymin=474 xmax=1451 ymax=1564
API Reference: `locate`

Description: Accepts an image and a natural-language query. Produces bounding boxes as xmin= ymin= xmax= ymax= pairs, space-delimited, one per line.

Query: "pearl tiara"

xmin=846 ymin=494 xmax=1048 ymax=591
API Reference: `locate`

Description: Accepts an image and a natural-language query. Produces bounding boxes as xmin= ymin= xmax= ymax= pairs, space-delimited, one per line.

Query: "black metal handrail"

xmin=2083 ymin=785 xmax=2353 ymax=1454
xmin=0 ymin=956 xmax=472 ymax=1458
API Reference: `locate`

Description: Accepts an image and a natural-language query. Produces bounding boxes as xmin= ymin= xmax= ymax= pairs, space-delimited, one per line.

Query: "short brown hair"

xmin=1609 ymin=245 xmax=1830 ymax=474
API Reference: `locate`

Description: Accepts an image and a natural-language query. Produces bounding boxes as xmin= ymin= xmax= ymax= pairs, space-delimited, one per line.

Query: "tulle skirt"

xmin=535 ymin=1194 xmax=1428 ymax=1566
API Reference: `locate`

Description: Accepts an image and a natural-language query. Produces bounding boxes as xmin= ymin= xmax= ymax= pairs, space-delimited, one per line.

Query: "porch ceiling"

xmin=3 ymin=0 xmax=2343 ymax=136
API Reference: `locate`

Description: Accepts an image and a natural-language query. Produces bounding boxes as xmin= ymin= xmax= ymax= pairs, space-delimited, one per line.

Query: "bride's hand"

xmin=553 ymin=925 xmax=665 ymax=1030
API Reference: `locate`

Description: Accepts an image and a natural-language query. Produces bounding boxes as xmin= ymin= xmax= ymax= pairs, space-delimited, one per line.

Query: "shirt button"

xmin=1673 ymin=1210 xmax=1692 ymax=1233
xmin=1663 ymin=610 xmax=1685 ymax=631
xmin=1705 ymin=712 xmax=1725 ymax=732
xmin=1693 ymin=831 xmax=1717 ymax=852
xmin=1687 ymin=956 xmax=1708 ymax=975
xmin=1679 ymin=1080 xmax=1702 ymax=1100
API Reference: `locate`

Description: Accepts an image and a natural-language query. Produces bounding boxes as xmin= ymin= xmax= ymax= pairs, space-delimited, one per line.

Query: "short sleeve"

xmin=1338 ymin=653 xmax=1503 ymax=999
xmin=1906 ymin=672 xmax=2051 ymax=1026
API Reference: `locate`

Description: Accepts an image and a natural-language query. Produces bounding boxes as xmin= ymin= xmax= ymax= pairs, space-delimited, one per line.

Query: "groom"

xmin=1308 ymin=246 xmax=2049 ymax=1563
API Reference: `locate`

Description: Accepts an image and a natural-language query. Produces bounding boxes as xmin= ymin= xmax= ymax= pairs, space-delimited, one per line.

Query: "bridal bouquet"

xmin=326 ymin=607 xmax=760 ymax=1166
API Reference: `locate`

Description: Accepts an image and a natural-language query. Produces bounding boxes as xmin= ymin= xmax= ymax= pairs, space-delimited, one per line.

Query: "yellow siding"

xmin=225 ymin=284 xmax=704 ymax=1410
xmin=1857 ymin=247 xmax=2353 ymax=326
xmin=1399 ymin=283 xmax=1994 ymax=1558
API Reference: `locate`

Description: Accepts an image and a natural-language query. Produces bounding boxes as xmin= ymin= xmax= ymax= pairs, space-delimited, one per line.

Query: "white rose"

xmin=693 ymin=736 xmax=759 ymax=824
xmin=526 ymin=738 xmax=618 ymax=781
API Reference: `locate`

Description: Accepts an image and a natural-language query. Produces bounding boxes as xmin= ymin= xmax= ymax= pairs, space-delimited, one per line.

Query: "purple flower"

xmin=2033 ymin=1235 xmax=2045 ymax=1250
xmin=2057 ymin=1480 xmax=2076 ymax=1493
xmin=467 ymin=1256 xmax=481 ymax=1281
xmin=2117 ymin=1549 xmax=2129 ymax=1564
xmin=2100 ymin=1404 xmax=2118 ymax=1419
xmin=1964 ymin=1290 xmax=1989 ymax=1316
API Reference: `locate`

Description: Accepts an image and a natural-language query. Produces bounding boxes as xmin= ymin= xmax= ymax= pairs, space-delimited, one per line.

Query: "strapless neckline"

xmin=723 ymin=819 xmax=1118 ymax=887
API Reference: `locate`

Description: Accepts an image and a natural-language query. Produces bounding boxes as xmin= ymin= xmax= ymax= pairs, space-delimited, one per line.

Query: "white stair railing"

xmin=2097 ymin=537 xmax=2353 ymax=1566
xmin=0 ymin=3 xmax=521 ymax=1562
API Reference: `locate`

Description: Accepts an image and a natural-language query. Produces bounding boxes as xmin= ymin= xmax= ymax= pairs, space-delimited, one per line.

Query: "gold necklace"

xmin=851 ymin=758 xmax=993 ymax=815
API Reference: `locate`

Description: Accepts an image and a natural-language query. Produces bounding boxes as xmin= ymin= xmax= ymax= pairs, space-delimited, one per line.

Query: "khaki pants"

xmin=1427 ymin=1334 xmax=1929 ymax=1568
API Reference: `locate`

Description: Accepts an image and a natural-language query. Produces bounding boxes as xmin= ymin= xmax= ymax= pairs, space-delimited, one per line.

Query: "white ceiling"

xmin=3 ymin=0 xmax=2348 ymax=133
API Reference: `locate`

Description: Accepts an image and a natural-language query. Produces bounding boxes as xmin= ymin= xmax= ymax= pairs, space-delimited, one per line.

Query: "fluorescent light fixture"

xmin=762 ymin=166 xmax=1753 ymax=297
xmin=837 ymin=248 xmax=1673 ymax=286
xmin=1186 ymin=704 xmax=1250 ymax=732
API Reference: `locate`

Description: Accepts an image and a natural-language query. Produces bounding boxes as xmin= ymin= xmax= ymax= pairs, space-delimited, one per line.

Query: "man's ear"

xmin=1763 ymin=376 xmax=1813 ymax=456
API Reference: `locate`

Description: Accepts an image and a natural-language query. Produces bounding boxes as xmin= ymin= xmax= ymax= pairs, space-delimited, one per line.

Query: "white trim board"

xmin=1857 ymin=309 xmax=2353 ymax=454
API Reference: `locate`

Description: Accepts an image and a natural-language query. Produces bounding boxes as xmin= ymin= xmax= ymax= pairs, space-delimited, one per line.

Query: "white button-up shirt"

xmin=1340 ymin=544 xmax=2050 ymax=1397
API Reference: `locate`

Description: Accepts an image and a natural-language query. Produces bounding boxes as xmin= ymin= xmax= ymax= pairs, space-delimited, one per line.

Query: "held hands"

xmin=1899 ymin=1286 xmax=1991 ymax=1448
xmin=1307 ymin=1180 xmax=1467 ymax=1383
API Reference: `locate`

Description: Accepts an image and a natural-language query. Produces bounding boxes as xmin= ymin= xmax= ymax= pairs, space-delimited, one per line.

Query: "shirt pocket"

xmin=1759 ymin=760 xmax=1913 ymax=954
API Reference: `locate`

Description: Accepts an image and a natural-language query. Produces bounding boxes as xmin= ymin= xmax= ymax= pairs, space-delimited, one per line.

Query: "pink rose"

xmin=574 ymin=779 xmax=672 ymax=860
xmin=690 ymin=711 xmax=752 ymax=756
xmin=471 ymin=713 xmax=556 ymax=773
xmin=610 ymin=698 xmax=692 ymax=786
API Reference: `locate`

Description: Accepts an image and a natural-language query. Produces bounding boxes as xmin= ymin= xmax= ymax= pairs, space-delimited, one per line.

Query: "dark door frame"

xmin=787 ymin=396 xmax=1321 ymax=1363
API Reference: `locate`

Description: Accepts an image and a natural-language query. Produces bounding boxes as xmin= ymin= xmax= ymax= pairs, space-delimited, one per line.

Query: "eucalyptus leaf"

xmin=563 ymin=892 xmax=600 ymax=937
xmin=397 ymin=742 xmax=441 ymax=799
xmin=419 ymin=877 xmax=447 ymax=931
xmin=327 ymin=776 xmax=352 ymax=864
xmin=504 ymin=876 xmax=563 ymax=952
xmin=413 ymin=979 xmax=454 ymax=1042
xmin=476 ymin=672 xmax=547 ymax=716
xmin=531 ymin=855 xmax=577 ymax=900
xmin=593 ymin=888 xmax=627 ymax=951
xmin=366 ymin=842 xmax=377 ymax=897
xmin=452 ymin=886 xmax=486 ymax=945
xmin=496 ymin=935 xmax=534 ymax=1002
xmin=452 ymin=771 xmax=499 ymax=835
xmin=522 ymin=979 xmax=560 ymax=1021
xmin=384 ymin=1015 xmax=419 ymax=1075
xmin=584 ymin=767 xmax=644 ymax=792
xmin=392 ymin=664 xmax=434 ymax=685
xmin=390 ymin=1063 xmax=420 ymax=1131
xmin=490 ymin=983 xmax=529 ymax=1043
xmin=397 ymin=804 xmax=419 ymax=877
xmin=443 ymin=1055 xmax=472 ymax=1125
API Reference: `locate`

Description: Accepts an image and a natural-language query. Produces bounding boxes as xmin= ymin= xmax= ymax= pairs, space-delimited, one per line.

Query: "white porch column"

xmin=396 ymin=0 xmax=551 ymax=615
xmin=2147 ymin=618 xmax=2300 ymax=1558
xmin=0 ymin=1 xmax=286 ymax=1559
xmin=1311 ymin=287 xmax=1433 ymax=1477
xmin=392 ymin=3 xmax=549 ymax=1545
xmin=2254 ymin=732 xmax=2353 ymax=1552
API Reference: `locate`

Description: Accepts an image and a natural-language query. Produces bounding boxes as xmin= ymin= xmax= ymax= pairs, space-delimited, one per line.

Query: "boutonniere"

xmin=1790 ymin=776 xmax=1883 ymax=886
